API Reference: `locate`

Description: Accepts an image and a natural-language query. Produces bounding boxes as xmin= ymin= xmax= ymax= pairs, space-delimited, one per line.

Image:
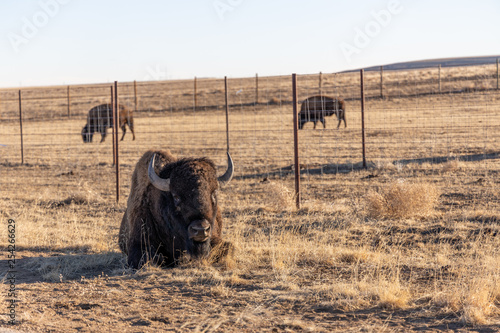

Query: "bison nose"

xmin=188 ymin=220 xmax=211 ymax=242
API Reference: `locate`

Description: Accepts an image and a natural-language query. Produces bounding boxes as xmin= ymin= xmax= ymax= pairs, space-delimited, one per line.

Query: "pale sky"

xmin=1 ymin=0 xmax=499 ymax=87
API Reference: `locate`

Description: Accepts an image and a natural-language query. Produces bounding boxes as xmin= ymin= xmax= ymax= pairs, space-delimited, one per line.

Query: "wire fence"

xmin=1 ymin=63 xmax=499 ymax=206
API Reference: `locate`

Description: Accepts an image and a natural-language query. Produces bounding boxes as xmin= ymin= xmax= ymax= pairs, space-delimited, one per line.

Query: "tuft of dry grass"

xmin=441 ymin=158 xmax=464 ymax=173
xmin=365 ymin=180 xmax=440 ymax=219
xmin=430 ymin=278 xmax=500 ymax=326
xmin=268 ymin=97 xmax=282 ymax=104
xmin=262 ymin=181 xmax=296 ymax=212
xmin=376 ymin=279 xmax=411 ymax=310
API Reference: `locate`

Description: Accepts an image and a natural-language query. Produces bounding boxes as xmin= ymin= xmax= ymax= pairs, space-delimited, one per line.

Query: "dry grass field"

xmin=1 ymin=65 xmax=500 ymax=332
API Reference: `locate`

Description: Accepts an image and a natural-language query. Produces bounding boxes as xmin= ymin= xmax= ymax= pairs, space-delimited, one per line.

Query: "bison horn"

xmin=148 ymin=153 xmax=171 ymax=192
xmin=217 ymin=152 xmax=234 ymax=185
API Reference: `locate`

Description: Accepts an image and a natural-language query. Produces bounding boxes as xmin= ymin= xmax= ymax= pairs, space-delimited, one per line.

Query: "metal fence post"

xmin=114 ymin=81 xmax=120 ymax=203
xmin=18 ymin=90 xmax=24 ymax=165
xmin=224 ymin=76 xmax=230 ymax=152
xmin=111 ymin=86 xmax=116 ymax=166
xmin=380 ymin=66 xmax=384 ymax=99
xmin=497 ymin=58 xmax=499 ymax=90
xmin=134 ymin=80 xmax=138 ymax=112
xmin=255 ymin=73 xmax=259 ymax=105
xmin=360 ymin=69 xmax=367 ymax=169
xmin=292 ymin=73 xmax=300 ymax=209
xmin=438 ymin=64 xmax=442 ymax=93
xmin=194 ymin=76 xmax=197 ymax=111
xmin=67 ymin=86 xmax=71 ymax=118
xmin=319 ymin=71 xmax=323 ymax=95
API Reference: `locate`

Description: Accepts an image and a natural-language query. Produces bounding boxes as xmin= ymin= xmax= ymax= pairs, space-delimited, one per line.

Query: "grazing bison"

xmin=298 ymin=95 xmax=346 ymax=129
xmin=118 ymin=150 xmax=234 ymax=269
xmin=81 ymin=104 xmax=135 ymax=143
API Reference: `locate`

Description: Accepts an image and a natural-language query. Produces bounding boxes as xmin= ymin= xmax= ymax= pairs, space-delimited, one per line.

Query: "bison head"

xmin=81 ymin=125 xmax=93 ymax=143
xmin=148 ymin=152 xmax=234 ymax=260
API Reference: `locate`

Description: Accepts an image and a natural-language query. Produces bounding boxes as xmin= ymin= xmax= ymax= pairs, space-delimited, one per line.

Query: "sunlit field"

xmin=1 ymin=65 xmax=499 ymax=332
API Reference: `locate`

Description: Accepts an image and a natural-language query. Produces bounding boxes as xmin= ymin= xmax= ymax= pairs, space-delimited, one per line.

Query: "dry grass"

xmin=441 ymin=158 xmax=467 ymax=173
xmin=262 ymin=181 xmax=296 ymax=212
xmin=1 ymin=162 xmax=499 ymax=331
xmin=365 ymin=180 xmax=440 ymax=219
xmin=0 ymin=65 xmax=499 ymax=331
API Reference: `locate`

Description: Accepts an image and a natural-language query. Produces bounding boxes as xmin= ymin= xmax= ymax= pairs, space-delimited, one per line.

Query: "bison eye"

xmin=172 ymin=194 xmax=181 ymax=206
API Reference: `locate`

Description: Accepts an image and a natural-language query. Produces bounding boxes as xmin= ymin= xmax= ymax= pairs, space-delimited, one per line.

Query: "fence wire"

xmin=1 ymin=64 xmax=499 ymax=208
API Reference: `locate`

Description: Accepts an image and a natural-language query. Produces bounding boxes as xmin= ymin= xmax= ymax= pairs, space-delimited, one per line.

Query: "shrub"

xmin=366 ymin=180 xmax=439 ymax=219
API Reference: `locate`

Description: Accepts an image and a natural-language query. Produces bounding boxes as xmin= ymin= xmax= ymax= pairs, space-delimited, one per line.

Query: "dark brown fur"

xmin=118 ymin=150 xmax=230 ymax=269
xmin=299 ymin=95 xmax=346 ymax=129
xmin=81 ymin=104 xmax=135 ymax=143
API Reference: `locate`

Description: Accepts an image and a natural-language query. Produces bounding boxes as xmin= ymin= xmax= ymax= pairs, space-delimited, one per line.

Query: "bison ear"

xmin=217 ymin=152 xmax=234 ymax=186
xmin=148 ymin=153 xmax=171 ymax=192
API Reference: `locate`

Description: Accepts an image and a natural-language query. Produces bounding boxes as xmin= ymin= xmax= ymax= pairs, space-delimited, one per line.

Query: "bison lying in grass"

xmin=119 ymin=150 xmax=234 ymax=269
xmin=81 ymin=103 xmax=135 ymax=143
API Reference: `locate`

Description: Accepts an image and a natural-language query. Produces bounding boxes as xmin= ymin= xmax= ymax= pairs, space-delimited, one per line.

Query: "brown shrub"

xmin=365 ymin=180 xmax=439 ymax=219
xmin=264 ymin=181 xmax=295 ymax=212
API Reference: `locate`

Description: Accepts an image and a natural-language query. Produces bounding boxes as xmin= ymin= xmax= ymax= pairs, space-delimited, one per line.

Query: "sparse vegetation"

xmin=365 ymin=180 xmax=440 ymax=219
xmin=0 ymin=65 xmax=499 ymax=331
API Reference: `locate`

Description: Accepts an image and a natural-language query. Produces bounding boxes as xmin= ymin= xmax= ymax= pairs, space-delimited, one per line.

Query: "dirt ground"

xmin=6 ymin=257 xmax=499 ymax=333
xmin=1 ymin=158 xmax=499 ymax=332
xmin=1 ymin=66 xmax=500 ymax=332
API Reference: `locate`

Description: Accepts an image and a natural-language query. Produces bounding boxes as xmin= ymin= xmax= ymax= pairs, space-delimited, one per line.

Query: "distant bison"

xmin=298 ymin=96 xmax=346 ymax=129
xmin=81 ymin=104 xmax=135 ymax=143
xmin=118 ymin=150 xmax=234 ymax=269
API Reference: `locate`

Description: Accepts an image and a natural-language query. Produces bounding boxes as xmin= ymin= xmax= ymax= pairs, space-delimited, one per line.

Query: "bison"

xmin=81 ymin=104 xmax=135 ymax=143
xmin=298 ymin=95 xmax=346 ymax=129
xmin=118 ymin=149 xmax=234 ymax=269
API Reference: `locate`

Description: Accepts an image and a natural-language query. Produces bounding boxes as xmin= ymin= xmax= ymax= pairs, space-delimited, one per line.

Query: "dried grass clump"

xmin=459 ymin=276 xmax=500 ymax=325
xmin=264 ymin=181 xmax=295 ymax=212
xmin=377 ymin=280 xmax=410 ymax=310
xmin=365 ymin=180 xmax=439 ymax=219
xmin=430 ymin=277 xmax=500 ymax=326
xmin=441 ymin=159 xmax=463 ymax=172
xmin=268 ymin=97 xmax=282 ymax=105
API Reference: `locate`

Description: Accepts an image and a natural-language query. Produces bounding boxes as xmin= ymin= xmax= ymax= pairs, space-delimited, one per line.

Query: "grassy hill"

xmin=356 ymin=55 xmax=500 ymax=72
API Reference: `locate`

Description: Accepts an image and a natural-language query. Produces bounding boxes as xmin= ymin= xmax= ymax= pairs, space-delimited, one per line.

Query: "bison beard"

xmin=119 ymin=150 xmax=233 ymax=269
